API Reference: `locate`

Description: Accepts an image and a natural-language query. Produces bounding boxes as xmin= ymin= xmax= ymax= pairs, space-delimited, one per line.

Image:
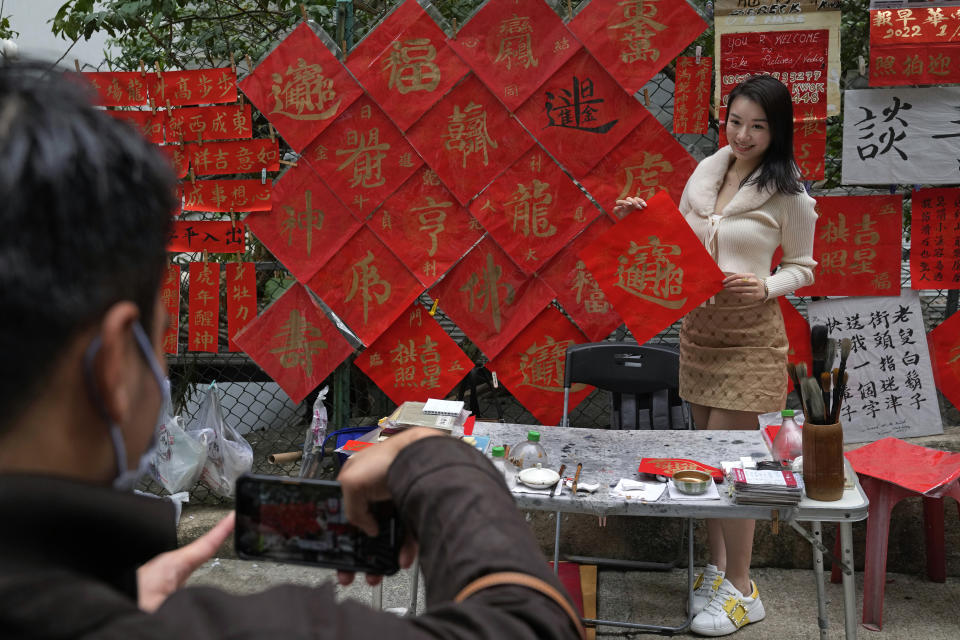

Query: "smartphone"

xmin=234 ymin=473 xmax=403 ymax=575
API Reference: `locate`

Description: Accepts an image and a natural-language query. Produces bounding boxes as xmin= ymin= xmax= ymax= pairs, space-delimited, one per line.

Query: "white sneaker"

xmin=689 ymin=564 xmax=725 ymax=616
xmin=690 ymin=578 xmax=765 ymax=636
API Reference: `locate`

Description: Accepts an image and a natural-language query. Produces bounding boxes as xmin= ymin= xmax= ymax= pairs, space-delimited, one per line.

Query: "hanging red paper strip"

xmin=470 ymin=147 xmax=601 ymax=275
xmin=240 ymin=22 xmax=364 ymax=153
xmin=303 ymin=95 xmax=423 ymax=220
xmin=578 ymin=190 xmax=724 ymax=346
xmin=244 ymin=162 xmax=361 ymax=283
xmin=581 ymin=111 xmax=698 ymax=217
xmin=346 ymin=0 xmax=470 ymax=131
xmin=226 ymin=262 xmax=257 ymax=352
xmin=718 ymin=108 xmax=826 ymax=182
xmin=568 ymin=0 xmax=708 ymax=96
xmin=540 ymin=217 xmax=623 ymax=342
xmin=673 ymin=56 xmax=712 ymax=135
xmin=168 ymin=221 xmax=245 ymax=253
xmin=167 ymin=104 xmax=253 ymax=142
xmin=306 ymin=226 xmax=424 ymax=346
xmin=188 ymin=262 xmax=220 ymax=353
xmin=188 ymin=139 xmax=279 ymax=175
xmin=406 ymin=73 xmax=535 ymax=205
xmin=150 ymin=68 xmax=237 ymax=106
xmin=779 ymin=297 xmax=811 ymax=394
xmin=160 ymin=264 xmax=181 ymax=354
xmin=928 ymin=308 xmax=960 ymax=413
xmin=447 ymin=0 xmax=580 ymax=112
xmin=795 ymin=195 xmax=903 ymax=297
xmin=429 ymin=236 xmax=557 ymax=359
xmin=232 ymin=283 xmax=354 ymax=404
xmin=107 ymin=110 xmax=166 ymax=143
xmin=368 ymin=166 xmax=483 ymax=287
xmin=182 ymin=179 xmax=272 ymax=213
xmin=159 ymin=144 xmax=189 ymax=179
xmin=869 ymin=8 xmax=960 ymax=86
xmin=355 ymin=303 xmax=473 ymax=406
xmin=910 ymin=187 xmax=960 ymax=289
xmin=514 ymin=48 xmax=644 ymax=178
xmin=79 ymin=71 xmax=152 ymax=106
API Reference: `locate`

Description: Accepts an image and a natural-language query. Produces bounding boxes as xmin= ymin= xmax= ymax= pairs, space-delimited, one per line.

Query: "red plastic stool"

xmin=829 ymin=437 xmax=960 ymax=631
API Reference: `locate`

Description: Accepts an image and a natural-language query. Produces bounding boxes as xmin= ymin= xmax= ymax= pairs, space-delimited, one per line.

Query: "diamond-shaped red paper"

xmin=306 ymin=226 xmax=424 ymax=346
xmin=239 ymin=22 xmax=363 ymax=152
xmin=355 ymin=303 xmax=473 ymax=406
xmin=581 ymin=112 xmax=698 ymax=217
xmin=470 ymin=147 xmax=601 ymax=275
xmin=540 ymin=216 xmax=623 ymax=342
xmin=488 ymin=306 xmax=593 ymax=426
xmin=232 ymin=283 xmax=354 ymax=405
xmin=347 ymin=0 xmax=469 ymax=131
xmin=928 ymin=309 xmax=960 ymax=413
xmin=430 ymin=236 xmax=556 ymax=359
xmin=406 ymin=73 xmax=535 ymax=205
xmin=245 ymin=163 xmax=360 ymax=284
xmin=568 ymin=0 xmax=707 ymax=95
xmin=448 ymin=0 xmax=581 ymax=112
xmin=515 ymin=48 xmax=643 ymax=178
xmin=369 ymin=166 xmax=483 ymax=287
xmin=302 ymin=95 xmax=423 ymax=220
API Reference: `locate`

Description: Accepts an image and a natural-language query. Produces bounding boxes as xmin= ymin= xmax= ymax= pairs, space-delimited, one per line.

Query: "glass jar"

xmin=508 ymin=430 xmax=548 ymax=470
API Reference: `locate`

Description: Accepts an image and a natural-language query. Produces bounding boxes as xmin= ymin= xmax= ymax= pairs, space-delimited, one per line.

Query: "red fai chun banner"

xmin=568 ymin=0 xmax=707 ymax=96
xmin=79 ymin=71 xmax=151 ymax=106
xmin=796 ymin=195 xmax=903 ymax=297
xmin=540 ymin=217 xmax=623 ymax=342
xmin=188 ymin=262 xmax=220 ymax=353
xmin=447 ymin=0 xmax=580 ymax=112
xmin=779 ymin=297 xmax=812 ymax=394
xmin=240 ymin=23 xmax=363 ymax=153
xmin=470 ymin=147 xmax=600 ymax=275
xmin=150 ymin=68 xmax=237 ymax=106
xmin=514 ymin=48 xmax=643 ymax=178
xmin=160 ymin=264 xmax=181 ymax=354
xmin=489 ymin=306 xmax=593 ymax=426
xmin=226 ymin=262 xmax=257 ymax=352
xmin=429 ymin=236 xmax=556 ymax=359
xmin=911 ymin=188 xmax=960 ymax=289
xmin=232 ymin=283 xmax=354 ymax=404
xmin=188 ymin=139 xmax=279 ymax=175
xmin=346 ymin=0 xmax=470 ymax=131
xmin=673 ymin=56 xmax=712 ymax=135
xmin=168 ymin=221 xmax=245 ymax=253
xmin=159 ymin=144 xmax=189 ymax=179
xmin=355 ymin=303 xmax=472 ymax=406
xmin=303 ymin=95 xmax=423 ymax=220
xmin=107 ymin=110 xmax=166 ymax=143
xmin=406 ymin=73 xmax=534 ymax=205
xmin=870 ymin=8 xmax=960 ymax=86
xmin=182 ymin=179 xmax=272 ymax=213
xmin=928 ymin=308 xmax=960 ymax=414
xmin=306 ymin=226 xmax=424 ymax=346
xmin=578 ymin=190 xmax=724 ymax=346
xmin=369 ymin=166 xmax=483 ymax=287
xmin=167 ymin=105 xmax=252 ymax=143
xmin=244 ymin=162 xmax=361 ymax=283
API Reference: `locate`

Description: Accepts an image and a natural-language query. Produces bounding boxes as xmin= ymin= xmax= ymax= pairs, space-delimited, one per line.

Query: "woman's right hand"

xmin=612 ymin=196 xmax=647 ymax=218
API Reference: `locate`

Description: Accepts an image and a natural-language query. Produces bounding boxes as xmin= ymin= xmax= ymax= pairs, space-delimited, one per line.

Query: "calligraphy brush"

xmin=802 ymin=377 xmax=825 ymax=424
xmin=820 ymin=371 xmax=832 ymax=423
xmin=832 ymin=338 xmax=852 ymax=423
xmin=824 ymin=338 xmax=836 ymax=376
xmin=787 ymin=362 xmax=804 ymax=409
xmin=831 ymin=371 xmax=849 ymax=424
xmin=571 ymin=462 xmax=583 ymax=495
xmin=811 ymin=325 xmax=828 ymax=381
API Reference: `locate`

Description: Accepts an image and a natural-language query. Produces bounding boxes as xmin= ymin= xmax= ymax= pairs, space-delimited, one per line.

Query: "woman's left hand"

xmin=722 ymin=273 xmax=767 ymax=303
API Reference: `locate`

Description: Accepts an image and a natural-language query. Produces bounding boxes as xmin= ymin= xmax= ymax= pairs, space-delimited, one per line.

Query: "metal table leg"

xmin=553 ymin=510 xmax=561 ymax=575
xmin=840 ymin=522 xmax=857 ymax=640
xmin=812 ymin=521 xmax=828 ymax=640
xmin=372 ymin=581 xmax=383 ymax=610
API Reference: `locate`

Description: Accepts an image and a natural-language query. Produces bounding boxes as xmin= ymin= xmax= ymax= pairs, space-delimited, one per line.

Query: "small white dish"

xmin=517 ymin=464 xmax=561 ymax=489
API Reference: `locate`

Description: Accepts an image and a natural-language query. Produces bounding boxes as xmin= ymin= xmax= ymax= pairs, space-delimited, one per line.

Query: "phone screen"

xmin=235 ymin=474 xmax=402 ymax=575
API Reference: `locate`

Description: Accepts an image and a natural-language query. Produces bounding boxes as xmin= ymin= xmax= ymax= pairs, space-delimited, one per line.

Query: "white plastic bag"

xmin=189 ymin=382 xmax=253 ymax=497
xmin=152 ymin=379 xmax=207 ymax=494
xmin=299 ymin=386 xmax=329 ymax=478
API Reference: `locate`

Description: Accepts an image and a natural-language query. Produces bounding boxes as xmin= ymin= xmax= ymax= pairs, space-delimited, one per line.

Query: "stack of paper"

xmin=380 ymin=400 xmax=471 ymax=434
xmin=731 ymin=468 xmax=804 ymax=506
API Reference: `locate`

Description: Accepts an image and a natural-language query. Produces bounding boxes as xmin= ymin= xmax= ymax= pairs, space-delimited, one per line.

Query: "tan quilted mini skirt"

xmin=679 ymin=288 xmax=788 ymax=413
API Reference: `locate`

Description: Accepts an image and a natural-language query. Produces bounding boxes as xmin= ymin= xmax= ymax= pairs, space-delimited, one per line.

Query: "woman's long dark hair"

xmin=727 ymin=75 xmax=804 ymax=195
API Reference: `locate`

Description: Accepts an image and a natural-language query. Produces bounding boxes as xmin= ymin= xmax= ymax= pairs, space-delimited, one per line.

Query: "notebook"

xmin=422 ymin=398 xmax=465 ymax=416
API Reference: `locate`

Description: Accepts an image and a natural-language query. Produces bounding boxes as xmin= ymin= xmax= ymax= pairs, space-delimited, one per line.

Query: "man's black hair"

xmin=0 ymin=61 xmax=176 ymax=431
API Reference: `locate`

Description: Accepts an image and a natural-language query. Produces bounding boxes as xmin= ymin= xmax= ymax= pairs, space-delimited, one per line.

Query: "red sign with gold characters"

xmin=911 ymin=187 xmax=960 ymax=289
xmin=355 ymin=303 xmax=473 ymax=406
xmin=244 ymin=162 xmax=361 ymax=284
xmin=488 ymin=306 xmax=593 ymax=426
xmin=226 ymin=262 xmax=257 ymax=352
xmin=240 ymin=22 xmax=363 ymax=152
xmin=514 ymin=48 xmax=643 ymax=178
xmin=150 ymin=68 xmax=238 ymax=106
xmin=406 ymin=73 xmax=535 ymax=205
xmin=347 ymin=0 xmax=470 ymax=131
xmin=160 ymin=264 xmax=181 ymax=354
xmin=369 ymin=166 xmax=483 ymax=287
xmin=568 ymin=0 xmax=708 ymax=95
xmin=447 ymin=0 xmax=580 ymax=112
xmin=673 ymin=55 xmax=712 ymax=135
xmin=470 ymin=147 xmax=600 ymax=275
xmin=779 ymin=297 xmax=812 ymax=394
xmin=168 ymin=221 xmax=245 ymax=253
xmin=870 ymin=7 xmax=960 ymax=86
xmin=188 ymin=139 xmax=279 ymax=176
xmin=306 ymin=226 xmax=424 ymax=346
xmin=107 ymin=110 xmax=166 ymax=143
xmin=578 ymin=190 xmax=724 ymax=346
xmin=927 ymin=308 xmax=960 ymax=414
xmin=167 ymin=105 xmax=252 ymax=143
xmin=796 ymin=195 xmax=903 ymax=297
xmin=159 ymin=144 xmax=189 ymax=179
xmin=80 ymin=71 xmax=152 ymax=106
xmin=232 ymin=283 xmax=354 ymax=404
xmin=429 ymin=236 xmax=556 ymax=359
xmin=303 ymin=95 xmax=423 ymax=220
xmin=188 ymin=262 xmax=220 ymax=353
xmin=182 ymin=179 xmax=272 ymax=213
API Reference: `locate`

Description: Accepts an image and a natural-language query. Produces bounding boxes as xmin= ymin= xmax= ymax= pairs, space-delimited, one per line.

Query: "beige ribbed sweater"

xmin=678 ymin=146 xmax=818 ymax=300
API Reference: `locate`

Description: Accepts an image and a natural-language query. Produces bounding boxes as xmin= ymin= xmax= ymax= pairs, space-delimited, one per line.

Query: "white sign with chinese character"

xmin=842 ymin=87 xmax=960 ymax=185
xmin=808 ymin=290 xmax=943 ymax=443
